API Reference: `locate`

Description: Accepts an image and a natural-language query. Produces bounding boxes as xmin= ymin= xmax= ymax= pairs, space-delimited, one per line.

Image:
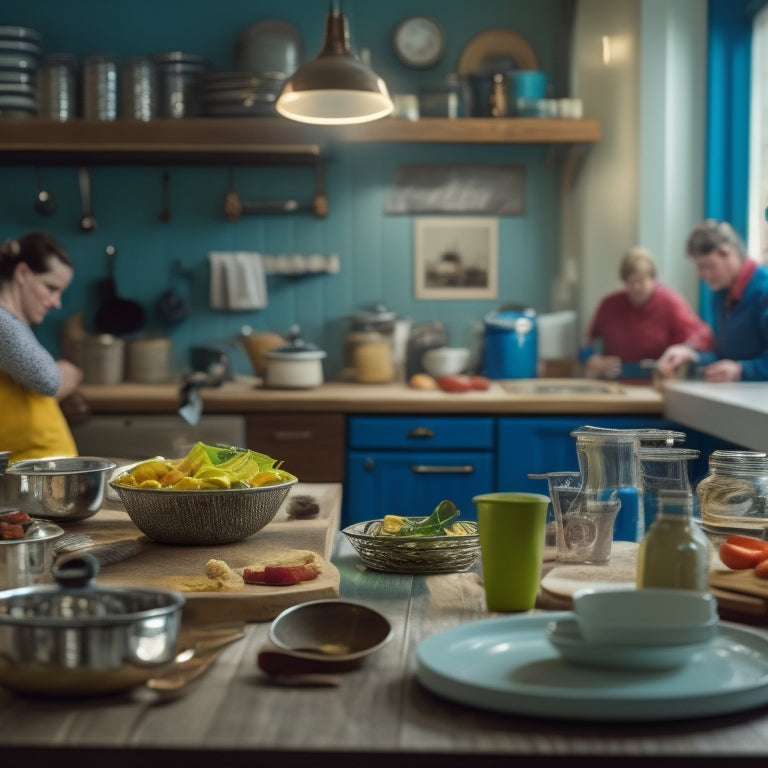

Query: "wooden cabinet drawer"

xmin=348 ymin=416 xmax=495 ymax=450
xmin=246 ymin=413 xmax=345 ymax=482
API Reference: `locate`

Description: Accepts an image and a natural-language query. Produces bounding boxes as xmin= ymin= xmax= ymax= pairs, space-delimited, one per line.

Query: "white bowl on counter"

xmin=421 ymin=347 xmax=470 ymax=378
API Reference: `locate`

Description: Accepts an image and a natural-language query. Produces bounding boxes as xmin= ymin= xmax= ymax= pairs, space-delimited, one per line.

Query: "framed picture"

xmin=414 ymin=216 xmax=498 ymax=299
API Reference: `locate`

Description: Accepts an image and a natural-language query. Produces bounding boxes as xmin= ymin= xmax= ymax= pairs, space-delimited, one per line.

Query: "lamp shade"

xmin=276 ymin=10 xmax=393 ymax=125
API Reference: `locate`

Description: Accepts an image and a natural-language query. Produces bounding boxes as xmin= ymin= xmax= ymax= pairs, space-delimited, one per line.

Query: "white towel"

xmin=208 ymin=251 xmax=268 ymax=311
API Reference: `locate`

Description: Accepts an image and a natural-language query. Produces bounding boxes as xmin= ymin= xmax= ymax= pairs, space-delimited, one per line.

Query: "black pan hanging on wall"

xmin=93 ymin=245 xmax=146 ymax=335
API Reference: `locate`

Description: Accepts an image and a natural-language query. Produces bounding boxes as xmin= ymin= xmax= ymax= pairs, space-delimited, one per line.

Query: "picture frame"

xmin=414 ymin=216 xmax=498 ymax=300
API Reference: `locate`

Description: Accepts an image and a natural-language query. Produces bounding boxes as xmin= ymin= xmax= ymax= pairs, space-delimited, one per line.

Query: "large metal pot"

xmin=0 ymin=555 xmax=185 ymax=697
xmin=0 ymin=519 xmax=64 ymax=590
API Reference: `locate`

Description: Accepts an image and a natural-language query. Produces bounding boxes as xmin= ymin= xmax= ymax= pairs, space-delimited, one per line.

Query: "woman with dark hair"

xmin=657 ymin=220 xmax=768 ymax=381
xmin=0 ymin=232 xmax=82 ymax=461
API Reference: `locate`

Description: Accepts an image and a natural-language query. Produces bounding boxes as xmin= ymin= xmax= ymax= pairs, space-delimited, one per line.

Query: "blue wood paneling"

xmin=1 ymin=0 xmax=566 ymax=378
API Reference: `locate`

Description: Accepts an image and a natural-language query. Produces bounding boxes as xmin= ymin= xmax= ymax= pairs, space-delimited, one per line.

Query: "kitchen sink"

xmin=500 ymin=379 xmax=625 ymax=396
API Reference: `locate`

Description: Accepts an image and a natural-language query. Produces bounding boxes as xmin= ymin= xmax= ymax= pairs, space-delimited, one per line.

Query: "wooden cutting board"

xmin=59 ymin=483 xmax=342 ymax=623
xmin=538 ymin=541 xmax=768 ymax=621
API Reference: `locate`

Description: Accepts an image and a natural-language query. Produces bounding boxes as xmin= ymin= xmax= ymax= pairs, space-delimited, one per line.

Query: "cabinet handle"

xmin=407 ymin=426 xmax=435 ymax=439
xmin=273 ymin=430 xmax=313 ymax=441
xmin=411 ymin=465 xmax=475 ymax=475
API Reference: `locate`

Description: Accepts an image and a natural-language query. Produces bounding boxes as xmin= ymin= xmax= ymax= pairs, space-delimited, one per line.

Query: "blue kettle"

xmin=483 ymin=304 xmax=538 ymax=379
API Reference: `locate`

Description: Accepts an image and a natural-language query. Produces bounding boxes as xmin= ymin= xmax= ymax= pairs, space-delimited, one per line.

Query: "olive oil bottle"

xmin=636 ymin=489 xmax=710 ymax=590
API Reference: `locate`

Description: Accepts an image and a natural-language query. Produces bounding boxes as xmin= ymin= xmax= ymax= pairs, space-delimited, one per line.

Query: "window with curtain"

xmin=749 ymin=4 xmax=768 ymax=261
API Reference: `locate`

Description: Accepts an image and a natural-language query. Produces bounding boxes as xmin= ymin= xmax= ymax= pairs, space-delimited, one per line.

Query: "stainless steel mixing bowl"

xmin=1 ymin=456 xmax=117 ymax=521
xmin=0 ymin=554 xmax=185 ymax=697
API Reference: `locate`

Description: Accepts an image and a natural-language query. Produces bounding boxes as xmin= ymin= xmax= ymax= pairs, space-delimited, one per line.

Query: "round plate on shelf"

xmin=393 ymin=15 xmax=445 ymax=69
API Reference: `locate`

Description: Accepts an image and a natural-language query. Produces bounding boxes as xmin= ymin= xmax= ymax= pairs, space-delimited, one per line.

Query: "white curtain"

xmin=749 ymin=4 xmax=768 ymax=261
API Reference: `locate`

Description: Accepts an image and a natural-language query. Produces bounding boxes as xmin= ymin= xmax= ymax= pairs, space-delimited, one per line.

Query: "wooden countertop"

xmin=77 ymin=377 xmax=665 ymax=415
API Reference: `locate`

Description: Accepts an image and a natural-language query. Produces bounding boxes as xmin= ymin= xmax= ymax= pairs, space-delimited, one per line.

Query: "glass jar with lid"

xmin=696 ymin=450 xmax=768 ymax=535
xmin=638 ymin=446 xmax=700 ymax=531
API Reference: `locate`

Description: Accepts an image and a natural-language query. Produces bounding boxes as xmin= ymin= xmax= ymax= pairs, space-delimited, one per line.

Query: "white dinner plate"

xmin=415 ymin=612 xmax=768 ymax=721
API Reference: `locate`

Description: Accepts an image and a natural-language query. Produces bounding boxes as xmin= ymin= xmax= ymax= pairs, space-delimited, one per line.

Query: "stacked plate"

xmin=152 ymin=51 xmax=209 ymax=118
xmin=197 ymin=70 xmax=285 ymax=117
xmin=0 ymin=25 xmax=42 ymax=118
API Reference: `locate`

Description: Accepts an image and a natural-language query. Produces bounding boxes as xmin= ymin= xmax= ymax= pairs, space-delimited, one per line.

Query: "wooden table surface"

xmin=5 ymin=536 xmax=768 ymax=768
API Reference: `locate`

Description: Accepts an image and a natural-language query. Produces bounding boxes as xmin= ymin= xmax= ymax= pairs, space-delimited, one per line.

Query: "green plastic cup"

xmin=473 ymin=492 xmax=550 ymax=612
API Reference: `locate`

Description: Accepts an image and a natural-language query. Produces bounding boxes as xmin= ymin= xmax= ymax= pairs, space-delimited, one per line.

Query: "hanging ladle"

xmin=33 ymin=167 xmax=56 ymax=216
xmin=78 ymin=166 xmax=97 ymax=233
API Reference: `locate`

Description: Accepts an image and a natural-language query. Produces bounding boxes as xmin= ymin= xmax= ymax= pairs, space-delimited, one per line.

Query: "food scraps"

xmin=243 ymin=551 xmax=321 ymax=586
xmin=0 ymin=510 xmax=32 ymax=540
xmin=162 ymin=552 xmax=322 ymax=593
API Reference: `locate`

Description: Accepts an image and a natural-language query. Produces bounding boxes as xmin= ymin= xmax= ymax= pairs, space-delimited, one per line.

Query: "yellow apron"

xmin=0 ymin=371 xmax=77 ymax=462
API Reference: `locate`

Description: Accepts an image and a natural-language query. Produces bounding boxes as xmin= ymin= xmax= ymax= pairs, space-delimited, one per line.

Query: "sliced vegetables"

xmin=377 ymin=500 xmax=474 ymax=538
xmin=114 ymin=441 xmax=297 ymax=490
xmin=719 ymin=533 xmax=768 ymax=575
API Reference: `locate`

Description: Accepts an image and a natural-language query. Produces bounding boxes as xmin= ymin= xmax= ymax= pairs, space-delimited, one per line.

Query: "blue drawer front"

xmin=348 ymin=416 xmax=495 ymax=450
xmin=343 ymin=450 xmax=494 ymax=525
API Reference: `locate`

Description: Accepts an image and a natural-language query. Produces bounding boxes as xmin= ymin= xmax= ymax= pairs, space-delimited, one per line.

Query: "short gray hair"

xmin=686 ymin=219 xmax=746 ymax=259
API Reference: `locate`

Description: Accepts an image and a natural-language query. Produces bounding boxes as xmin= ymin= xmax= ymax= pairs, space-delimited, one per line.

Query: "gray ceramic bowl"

xmin=0 ymin=555 xmax=185 ymax=697
xmin=269 ymin=599 xmax=393 ymax=663
xmin=2 ymin=456 xmax=117 ymax=522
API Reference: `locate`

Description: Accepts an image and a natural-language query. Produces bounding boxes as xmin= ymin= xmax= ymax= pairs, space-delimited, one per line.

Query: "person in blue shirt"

xmin=657 ymin=220 xmax=768 ymax=382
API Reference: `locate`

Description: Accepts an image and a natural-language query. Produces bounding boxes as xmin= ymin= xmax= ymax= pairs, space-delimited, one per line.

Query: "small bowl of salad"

xmin=342 ymin=500 xmax=479 ymax=574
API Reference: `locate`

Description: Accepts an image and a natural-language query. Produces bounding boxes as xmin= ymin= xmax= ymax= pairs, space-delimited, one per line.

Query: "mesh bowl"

xmin=109 ymin=478 xmax=296 ymax=545
xmin=342 ymin=518 xmax=480 ymax=574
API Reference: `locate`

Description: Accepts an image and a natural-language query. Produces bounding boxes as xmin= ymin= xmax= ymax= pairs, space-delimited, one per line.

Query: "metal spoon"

xmin=146 ymin=624 xmax=245 ymax=693
xmin=78 ymin=166 xmax=97 ymax=232
xmin=33 ymin=167 xmax=56 ymax=216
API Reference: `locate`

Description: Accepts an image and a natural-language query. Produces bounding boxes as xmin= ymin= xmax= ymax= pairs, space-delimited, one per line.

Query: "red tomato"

xmin=723 ymin=534 xmax=768 ymax=552
xmin=437 ymin=375 xmax=473 ymax=393
xmin=243 ymin=563 xmax=320 ymax=586
xmin=756 ymin=558 xmax=768 ymax=579
xmin=719 ymin=541 xmax=768 ymax=570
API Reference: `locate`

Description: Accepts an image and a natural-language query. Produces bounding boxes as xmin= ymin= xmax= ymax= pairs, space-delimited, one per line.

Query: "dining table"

xmin=4 ymin=505 xmax=768 ymax=768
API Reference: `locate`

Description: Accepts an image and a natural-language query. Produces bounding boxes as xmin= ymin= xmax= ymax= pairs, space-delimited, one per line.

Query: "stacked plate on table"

xmin=197 ymin=70 xmax=285 ymax=117
xmin=152 ymin=51 xmax=209 ymax=118
xmin=0 ymin=25 xmax=42 ymax=118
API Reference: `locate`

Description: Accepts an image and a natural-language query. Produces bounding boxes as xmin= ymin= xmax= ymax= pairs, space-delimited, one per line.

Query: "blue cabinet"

xmin=344 ymin=416 xmax=495 ymax=526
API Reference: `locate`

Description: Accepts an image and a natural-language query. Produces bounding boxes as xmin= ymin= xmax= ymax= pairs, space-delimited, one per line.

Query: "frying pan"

xmin=94 ymin=245 xmax=146 ymax=335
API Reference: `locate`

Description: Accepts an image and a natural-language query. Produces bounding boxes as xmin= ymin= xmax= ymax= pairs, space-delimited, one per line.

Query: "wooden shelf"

xmin=0 ymin=116 xmax=601 ymax=165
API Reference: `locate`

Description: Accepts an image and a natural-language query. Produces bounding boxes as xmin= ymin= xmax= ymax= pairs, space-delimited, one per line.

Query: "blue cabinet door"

xmin=344 ymin=450 xmax=494 ymax=526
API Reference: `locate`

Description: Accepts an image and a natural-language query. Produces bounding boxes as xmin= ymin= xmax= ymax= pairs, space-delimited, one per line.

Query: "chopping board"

xmin=538 ymin=542 xmax=768 ymax=622
xmin=59 ymin=483 xmax=342 ymax=623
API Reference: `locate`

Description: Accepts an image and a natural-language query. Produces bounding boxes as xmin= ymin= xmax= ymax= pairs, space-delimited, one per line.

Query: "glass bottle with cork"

xmin=636 ymin=488 xmax=710 ymax=590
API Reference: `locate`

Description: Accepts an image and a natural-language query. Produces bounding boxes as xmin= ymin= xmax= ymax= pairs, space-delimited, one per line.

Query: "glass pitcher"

xmin=570 ymin=427 xmax=644 ymax=542
xmin=638 ymin=446 xmax=700 ymax=531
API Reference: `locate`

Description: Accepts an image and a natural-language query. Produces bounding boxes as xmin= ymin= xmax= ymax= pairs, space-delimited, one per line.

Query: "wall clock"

xmin=393 ymin=15 xmax=445 ymax=69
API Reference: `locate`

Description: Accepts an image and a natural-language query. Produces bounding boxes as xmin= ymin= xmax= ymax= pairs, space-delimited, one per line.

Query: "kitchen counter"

xmin=77 ymin=377 xmax=665 ymax=415
xmin=663 ymin=380 xmax=768 ymax=452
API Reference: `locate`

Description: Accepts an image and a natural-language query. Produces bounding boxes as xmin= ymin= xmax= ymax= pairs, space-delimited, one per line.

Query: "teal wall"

xmin=1 ymin=0 xmax=571 ymax=378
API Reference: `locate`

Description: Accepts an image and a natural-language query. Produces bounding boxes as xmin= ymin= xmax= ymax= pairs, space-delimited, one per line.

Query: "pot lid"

xmin=350 ymin=302 xmax=397 ymax=326
xmin=267 ymin=324 xmax=326 ymax=358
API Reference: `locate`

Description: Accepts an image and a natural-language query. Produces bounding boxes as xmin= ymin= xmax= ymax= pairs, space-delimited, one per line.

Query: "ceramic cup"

xmin=473 ymin=492 xmax=550 ymax=612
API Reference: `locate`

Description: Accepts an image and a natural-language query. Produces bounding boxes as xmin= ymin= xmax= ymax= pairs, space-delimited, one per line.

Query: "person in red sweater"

xmin=580 ymin=246 xmax=713 ymax=382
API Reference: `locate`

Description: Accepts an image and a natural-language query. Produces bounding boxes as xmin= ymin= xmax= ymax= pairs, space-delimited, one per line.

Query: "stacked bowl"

xmin=0 ymin=25 xmax=42 ymax=118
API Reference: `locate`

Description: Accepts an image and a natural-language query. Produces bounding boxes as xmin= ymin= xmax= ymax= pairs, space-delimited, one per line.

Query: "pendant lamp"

xmin=276 ymin=2 xmax=393 ymax=125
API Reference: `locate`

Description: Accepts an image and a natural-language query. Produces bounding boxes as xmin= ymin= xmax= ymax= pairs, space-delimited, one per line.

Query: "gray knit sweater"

xmin=0 ymin=307 xmax=60 ymax=396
